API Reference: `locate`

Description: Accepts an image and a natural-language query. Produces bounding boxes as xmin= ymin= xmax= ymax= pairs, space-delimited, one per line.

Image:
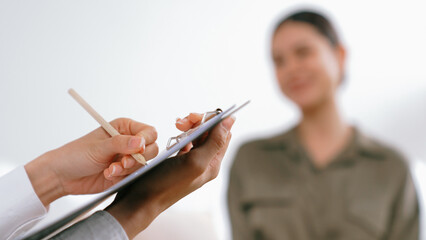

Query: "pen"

xmin=68 ymin=88 xmax=147 ymax=165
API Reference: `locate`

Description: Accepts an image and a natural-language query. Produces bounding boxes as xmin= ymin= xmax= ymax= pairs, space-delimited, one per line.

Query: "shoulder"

xmin=358 ymin=131 xmax=407 ymax=163
xmin=356 ymin=130 xmax=410 ymax=180
xmin=237 ymin=128 xmax=294 ymax=153
xmin=231 ymin=128 xmax=295 ymax=168
xmin=352 ymin=131 xmax=418 ymax=208
xmin=235 ymin=130 xmax=290 ymax=154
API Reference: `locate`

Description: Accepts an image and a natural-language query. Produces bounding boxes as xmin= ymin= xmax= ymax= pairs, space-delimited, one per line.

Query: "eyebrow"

xmin=290 ymin=39 xmax=312 ymax=49
xmin=272 ymin=39 xmax=312 ymax=55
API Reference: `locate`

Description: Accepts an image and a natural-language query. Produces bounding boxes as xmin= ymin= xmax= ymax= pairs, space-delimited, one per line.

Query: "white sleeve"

xmin=0 ymin=166 xmax=48 ymax=240
xmin=51 ymin=211 xmax=129 ymax=240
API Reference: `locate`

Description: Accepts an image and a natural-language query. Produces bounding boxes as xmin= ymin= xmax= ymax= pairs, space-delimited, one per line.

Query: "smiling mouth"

xmin=287 ymin=77 xmax=311 ymax=91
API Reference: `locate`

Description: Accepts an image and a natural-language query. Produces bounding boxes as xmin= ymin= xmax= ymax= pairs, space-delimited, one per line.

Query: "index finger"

xmin=176 ymin=113 xmax=203 ymax=131
xmin=111 ymin=118 xmax=158 ymax=144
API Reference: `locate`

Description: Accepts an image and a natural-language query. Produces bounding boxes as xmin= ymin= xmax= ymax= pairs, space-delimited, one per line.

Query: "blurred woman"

xmin=228 ymin=10 xmax=419 ymax=240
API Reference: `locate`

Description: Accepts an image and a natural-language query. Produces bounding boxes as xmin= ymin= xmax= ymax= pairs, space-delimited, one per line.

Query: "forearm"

xmin=24 ymin=151 xmax=64 ymax=207
xmin=106 ymin=197 xmax=161 ymax=239
xmin=105 ymin=181 xmax=194 ymax=238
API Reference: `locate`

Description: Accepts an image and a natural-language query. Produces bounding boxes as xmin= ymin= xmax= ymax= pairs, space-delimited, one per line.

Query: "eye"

xmin=273 ymin=55 xmax=285 ymax=67
xmin=295 ymin=46 xmax=311 ymax=58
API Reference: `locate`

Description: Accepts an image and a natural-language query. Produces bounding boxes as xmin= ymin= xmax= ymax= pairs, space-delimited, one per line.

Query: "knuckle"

xmin=152 ymin=143 xmax=159 ymax=155
xmin=211 ymin=133 xmax=226 ymax=151
xmin=209 ymin=169 xmax=219 ymax=181
xmin=184 ymin=154 xmax=206 ymax=177
xmin=111 ymin=118 xmax=131 ymax=134
xmin=149 ymin=126 xmax=158 ymax=141
xmin=140 ymin=125 xmax=158 ymax=142
xmin=111 ymin=117 xmax=130 ymax=124
xmin=208 ymin=157 xmax=221 ymax=180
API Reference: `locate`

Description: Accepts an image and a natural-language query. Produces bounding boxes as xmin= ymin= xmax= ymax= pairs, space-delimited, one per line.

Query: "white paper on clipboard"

xmin=21 ymin=100 xmax=250 ymax=240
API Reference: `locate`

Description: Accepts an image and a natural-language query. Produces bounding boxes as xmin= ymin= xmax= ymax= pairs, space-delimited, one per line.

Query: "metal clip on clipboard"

xmin=166 ymin=100 xmax=250 ymax=151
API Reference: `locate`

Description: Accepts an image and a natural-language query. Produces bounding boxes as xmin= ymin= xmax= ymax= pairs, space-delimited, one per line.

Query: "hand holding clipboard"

xmin=22 ymin=90 xmax=249 ymax=239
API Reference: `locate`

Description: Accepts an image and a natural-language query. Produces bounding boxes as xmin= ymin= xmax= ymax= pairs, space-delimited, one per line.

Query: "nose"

xmin=284 ymin=57 xmax=301 ymax=77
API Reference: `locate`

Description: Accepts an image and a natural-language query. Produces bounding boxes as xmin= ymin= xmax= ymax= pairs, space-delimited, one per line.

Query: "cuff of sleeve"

xmin=52 ymin=211 xmax=129 ymax=240
xmin=0 ymin=166 xmax=48 ymax=239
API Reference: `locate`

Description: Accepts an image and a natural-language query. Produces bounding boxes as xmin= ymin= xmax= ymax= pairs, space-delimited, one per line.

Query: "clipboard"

xmin=21 ymin=101 xmax=249 ymax=240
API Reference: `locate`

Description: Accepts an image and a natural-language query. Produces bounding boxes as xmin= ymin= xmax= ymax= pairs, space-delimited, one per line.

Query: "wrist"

xmin=106 ymin=196 xmax=162 ymax=239
xmin=24 ymin=151 xmax=65 ymax=207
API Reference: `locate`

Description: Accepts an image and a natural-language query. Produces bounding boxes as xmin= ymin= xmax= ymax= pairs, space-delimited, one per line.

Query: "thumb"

xmin=190 ymin=117 xmax=235 ymax=166
xmin=95 ymin=135 xmax=146 ymax=157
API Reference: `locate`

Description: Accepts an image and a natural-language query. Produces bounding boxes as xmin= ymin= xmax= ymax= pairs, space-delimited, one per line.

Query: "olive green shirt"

xmin=228 ymin=128 xmax=419 ymax=240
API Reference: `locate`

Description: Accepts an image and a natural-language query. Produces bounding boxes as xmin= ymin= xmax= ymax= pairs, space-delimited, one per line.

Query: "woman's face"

xmin=272 ymin=21 xmax=344 ymax=110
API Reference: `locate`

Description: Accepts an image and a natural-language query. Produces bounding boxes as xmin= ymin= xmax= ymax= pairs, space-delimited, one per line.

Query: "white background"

xmin=1 ymin=0 xmax=426 ymax=239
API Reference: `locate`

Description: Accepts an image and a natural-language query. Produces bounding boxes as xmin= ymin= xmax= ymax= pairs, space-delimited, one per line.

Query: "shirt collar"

xmin=275 ymin=126 xmax=386 ymax=166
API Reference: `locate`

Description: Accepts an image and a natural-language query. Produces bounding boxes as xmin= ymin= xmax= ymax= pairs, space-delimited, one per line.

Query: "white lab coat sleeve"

xmin=0 ymin=166 xmax=48 ymax=240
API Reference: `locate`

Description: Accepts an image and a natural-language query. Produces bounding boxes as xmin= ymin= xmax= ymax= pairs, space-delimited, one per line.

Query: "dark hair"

xmin=274 ymin=10 xmax=340 ymax=47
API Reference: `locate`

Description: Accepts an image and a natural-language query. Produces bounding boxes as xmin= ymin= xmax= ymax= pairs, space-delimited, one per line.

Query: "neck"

xmin=298 ymin=96 xmax=347 ymax=139
xmin=296 ymin=96 xmax=352 ymax=168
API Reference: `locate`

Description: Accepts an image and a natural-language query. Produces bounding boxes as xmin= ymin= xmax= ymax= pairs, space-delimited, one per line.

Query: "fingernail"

xmin=139 ymin=137 xmax=145 ymax=148
xmin=176 ymin=119 xmax=185 ymax=125
xmin=222 ymin=116 xmax=236 ymax=131
xmin=128 ymin=136 xmax=145 ymax=149
xmin=123 ymin=157 xmax=128 ymax=168
xmin=111 ymin=166 xmax=116 ymax=176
